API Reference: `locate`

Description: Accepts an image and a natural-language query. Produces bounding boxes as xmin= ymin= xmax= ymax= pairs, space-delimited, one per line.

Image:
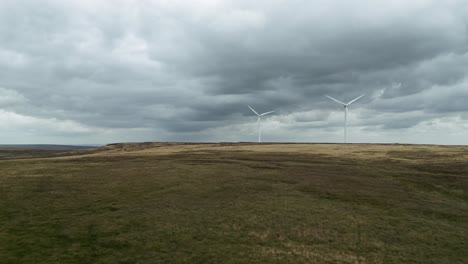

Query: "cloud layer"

xmin=1 ymin=0 xmax=468 ymax=144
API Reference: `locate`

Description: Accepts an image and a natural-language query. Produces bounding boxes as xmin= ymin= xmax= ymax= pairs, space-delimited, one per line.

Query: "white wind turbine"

xmin=326 ymin=94 xmax=365 ymax=143
xmin=248 ymin=105 xmax=274 ymax=143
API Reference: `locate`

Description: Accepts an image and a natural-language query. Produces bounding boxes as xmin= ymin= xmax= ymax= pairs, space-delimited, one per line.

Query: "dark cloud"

xmin=0 ymin=0 xmax=468 ymax=144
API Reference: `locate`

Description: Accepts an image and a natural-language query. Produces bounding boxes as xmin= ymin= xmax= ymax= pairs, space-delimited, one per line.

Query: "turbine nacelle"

xmin=248 ymin=105 xmax=274 ymax=117
xmin=326 ymin=94 xmax=365 ymax=107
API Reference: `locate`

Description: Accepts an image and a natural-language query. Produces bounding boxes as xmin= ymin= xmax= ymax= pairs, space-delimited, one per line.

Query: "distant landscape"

xmin=1 ymin=143 xmax=467 ymax=263
xmin=0 ymin=145 xmax=99 ymax=161
xmin=0 ymin=144 xmax=99 ymax=150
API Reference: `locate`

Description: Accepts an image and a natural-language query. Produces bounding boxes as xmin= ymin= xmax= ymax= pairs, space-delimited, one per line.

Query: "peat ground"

xmin=0 ymin=143 xmax=467 ymax=263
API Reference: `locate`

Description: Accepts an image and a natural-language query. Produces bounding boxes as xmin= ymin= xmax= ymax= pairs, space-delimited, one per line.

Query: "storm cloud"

xmin=1 ymin=0 xmax=468 ymax=144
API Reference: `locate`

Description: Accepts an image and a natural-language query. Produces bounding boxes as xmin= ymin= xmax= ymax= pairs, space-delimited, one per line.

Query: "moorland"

xmin=1 ymin=143 xmax=467 ymax=263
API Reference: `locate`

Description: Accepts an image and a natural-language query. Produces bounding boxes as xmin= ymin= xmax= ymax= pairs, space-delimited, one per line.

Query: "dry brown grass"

xmin=92 ymin=142 xmax=468 ymax=165
xmin=1 ymin=143 xmax=467 ymax=263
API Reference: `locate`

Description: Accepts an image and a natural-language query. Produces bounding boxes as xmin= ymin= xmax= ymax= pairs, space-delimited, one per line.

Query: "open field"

xmin=0 ymin=145 xmax=96 ymax=161
xmin=1 ymin=143 xmax=467 ymax=263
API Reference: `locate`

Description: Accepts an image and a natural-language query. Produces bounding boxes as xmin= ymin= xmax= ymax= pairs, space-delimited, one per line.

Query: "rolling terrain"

xmin=0 ymin=143 xmax=467 ymax=263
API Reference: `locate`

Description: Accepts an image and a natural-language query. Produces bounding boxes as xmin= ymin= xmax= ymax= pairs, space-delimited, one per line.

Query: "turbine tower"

xmin=248 ymin=105 xmax=274 ymax=143
xmin=325 ymin=94 xmax=365 ymax=143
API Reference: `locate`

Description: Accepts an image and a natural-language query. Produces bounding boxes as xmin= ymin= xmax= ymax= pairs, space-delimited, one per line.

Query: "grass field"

xmin=0 ymin=143 xmax=467 ymax=263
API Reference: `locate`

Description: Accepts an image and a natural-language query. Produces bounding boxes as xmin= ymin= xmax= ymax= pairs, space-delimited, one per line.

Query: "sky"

xmin=1 ymin=0 xmax=468 ymax=145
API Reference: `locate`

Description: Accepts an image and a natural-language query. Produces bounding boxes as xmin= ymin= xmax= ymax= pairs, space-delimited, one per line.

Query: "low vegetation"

xmin=0 ymin=143 xmax=467 ymax=263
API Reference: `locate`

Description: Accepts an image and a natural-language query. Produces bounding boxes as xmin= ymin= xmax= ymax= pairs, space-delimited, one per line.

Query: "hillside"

xmin=0 ymin=143 xmax=467 ymax=263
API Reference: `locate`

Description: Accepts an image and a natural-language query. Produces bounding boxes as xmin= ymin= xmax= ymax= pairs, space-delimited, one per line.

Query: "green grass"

xmin=0 ymin=144 xmax=467 ymax=263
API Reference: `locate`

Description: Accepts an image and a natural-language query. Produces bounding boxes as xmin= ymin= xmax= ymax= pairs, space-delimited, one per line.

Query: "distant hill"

xmin=0 ymin=144 xmax=99 ymax=150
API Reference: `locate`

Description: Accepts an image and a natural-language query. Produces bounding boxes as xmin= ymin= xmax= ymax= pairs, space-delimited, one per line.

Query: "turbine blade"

xmin=248 ymin=105 xmax=259 ymax=116
xmin=346 ymin=94 xmax=365 ymax=105
xmin=260 ymin=111 xmax=274 ymax=116
xmin=325 ymin=95 xmax=346 ymax=105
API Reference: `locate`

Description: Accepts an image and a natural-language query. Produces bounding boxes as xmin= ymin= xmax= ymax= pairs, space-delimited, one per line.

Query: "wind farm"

xmin=2 ymin=69 xmax=466 ymax=264
xmin=2 ymin=1 xmax=468 ymax=263
xmin=2 ymin=94 xmax=466 ymax=264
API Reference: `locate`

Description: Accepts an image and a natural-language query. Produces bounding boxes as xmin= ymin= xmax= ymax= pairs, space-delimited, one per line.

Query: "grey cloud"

xmin=1 ymin=0 xmax=468 ymax=144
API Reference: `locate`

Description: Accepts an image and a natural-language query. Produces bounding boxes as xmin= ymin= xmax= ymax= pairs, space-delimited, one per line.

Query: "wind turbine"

xmin=325 ymin=94 xmax=365 ymax=143
xmin=248 ymin=105 xmax=274 ymax=143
